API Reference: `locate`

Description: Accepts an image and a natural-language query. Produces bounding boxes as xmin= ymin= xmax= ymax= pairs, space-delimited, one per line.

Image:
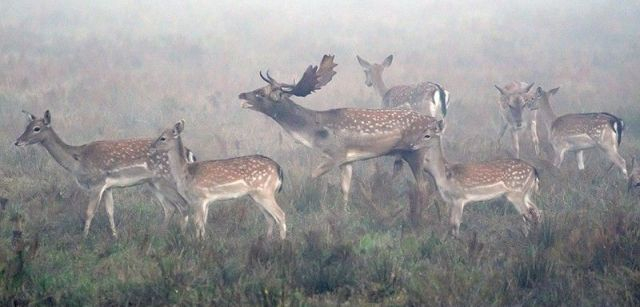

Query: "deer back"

xmin=384 ymin=82 xmax=448 ymax=118
xmin=318 ymin=108 xmax=439 ymax=153
xmin=188 ymin=155 xmax=283 ymax=191
xmin=551 ymin=113 xmax=623 ymax=145
xmin=449 ymin=159 xmax=537 ymax=190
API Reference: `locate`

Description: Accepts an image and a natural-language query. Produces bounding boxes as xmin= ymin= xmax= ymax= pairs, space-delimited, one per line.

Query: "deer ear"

xmin=22 ymin=110 xmax=36 ymax=122
xmin=549 ymin=87 xmax=560 ymax=95
xmin=43 ymin=110 xmax=51 ymax=126
xmin=356 ymin=55 xmax=370 ymax=67
xmin=524 ymin=82 xmax=535 ymax=93
xmin=173 ymin=120 xmax=185 ymax=136
xmin=382 ymin=55 xmax=393 ymax=67
xmin=494 ymin=85 xmax=506 ymax=95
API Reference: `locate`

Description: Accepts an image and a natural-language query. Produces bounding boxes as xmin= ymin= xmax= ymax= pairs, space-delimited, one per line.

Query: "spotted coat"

xmin=551 ymin=113 xmax=622 ymax=143
xmin=384 ymin=82 xmax=440 ymax=108
xmin=449 ymin=159 xmax=537 ymax=190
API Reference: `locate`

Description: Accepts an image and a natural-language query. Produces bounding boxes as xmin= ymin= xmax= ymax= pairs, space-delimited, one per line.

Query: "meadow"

xmin=0 ymin=1 xmax=639 ymax=305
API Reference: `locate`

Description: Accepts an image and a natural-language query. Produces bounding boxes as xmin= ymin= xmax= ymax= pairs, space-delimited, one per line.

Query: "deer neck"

xmin=423 ymin=137 xmax=454 ymax=196
xmin=40 ymin=129 xmax=82 ymax=173
xmin=371 ymin=72 xmax=388 ymax=97
xmin=165 ymin=138 xmax=191 ymax=193
xmin=536 ymin=98 xmax=557 ymax=135
xmin=260 ymin=99 xmax=320 ymax=147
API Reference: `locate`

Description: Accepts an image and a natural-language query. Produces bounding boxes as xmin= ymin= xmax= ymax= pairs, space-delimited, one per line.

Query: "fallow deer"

xmin=15 ymin=110 xmax=194 ymax=238
xmin=148 ymin=120 xmax=286 ymax=240
xmin=495 ymin=81 xmax=539 ymax=158
xmin=531 ymin=87 xmax=627 ymax=177
xmin=357 ymin=54 xmax=450 ymax=176
xmin=421 ymin=121 xmax=542 ymax=236
xmin=238 ymin=55 xmax=440 ymax=224
xmin=356 ymin=55 xmax=450 ymax=117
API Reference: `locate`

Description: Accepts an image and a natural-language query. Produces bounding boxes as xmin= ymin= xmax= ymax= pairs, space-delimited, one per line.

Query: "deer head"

xmin=495 ymin=83 xmax=536 ymax=129
xmin=15 ymin=110 xmax=53 ymax=146
xmin=150 ymin=120 xmax=185 ymax=154
xmin=356 ymin=54 xmax=392 ymax=87
xmin=530 ymin=86 xmax=559 ymax=110
xmin=422 ymin=119 xmax=445 ymax=139
xmin=238 ymin=55 xmax=338 ymax=112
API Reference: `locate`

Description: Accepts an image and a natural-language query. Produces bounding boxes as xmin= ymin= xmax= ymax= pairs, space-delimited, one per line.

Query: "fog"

xmin=2 ymin=1 xmax=639 ymax=156
xmin=1 ymin=1 xmax=640 ymax=304
xmin=2 ymin=0 xmax=640 ymax=201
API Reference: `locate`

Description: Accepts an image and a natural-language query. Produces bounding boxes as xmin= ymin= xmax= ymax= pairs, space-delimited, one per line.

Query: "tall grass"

xmin=0 ymin=1 xmax=639 ymax=305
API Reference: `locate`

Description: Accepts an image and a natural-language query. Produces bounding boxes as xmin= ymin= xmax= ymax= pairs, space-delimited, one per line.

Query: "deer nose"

xmin=238 ymin=93 xmax=247 ymax=99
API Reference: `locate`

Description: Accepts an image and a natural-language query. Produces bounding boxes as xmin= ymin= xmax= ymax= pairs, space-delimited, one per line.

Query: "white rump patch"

xmin=433 ymin=89 xmax=443 ymax=107
xmin=444 ymin=90 xmax=450 ymax=108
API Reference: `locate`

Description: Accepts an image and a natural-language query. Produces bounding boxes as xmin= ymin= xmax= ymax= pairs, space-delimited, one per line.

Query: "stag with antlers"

xmin=239 ymin=55 xmax=441 ymax=224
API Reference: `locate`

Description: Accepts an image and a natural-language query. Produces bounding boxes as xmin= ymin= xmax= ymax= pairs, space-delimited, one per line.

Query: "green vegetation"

xmin=0 ymin=1 xmax=639 ymax=305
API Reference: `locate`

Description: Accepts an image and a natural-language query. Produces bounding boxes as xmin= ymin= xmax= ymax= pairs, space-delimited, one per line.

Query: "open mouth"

xmin=14 ymin=141 xmax=26 ymax=146
xmin=241 ymin=101 xmax=253 ymax=109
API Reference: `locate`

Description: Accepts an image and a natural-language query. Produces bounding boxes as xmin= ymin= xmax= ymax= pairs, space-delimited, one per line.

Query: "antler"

xmin=258 ymin=55 xmax=337 ymax=97
xmin=260 ymin=70 xmax=281 ymax=86
xmin=282 ymin=55 xmax=337 ymax=97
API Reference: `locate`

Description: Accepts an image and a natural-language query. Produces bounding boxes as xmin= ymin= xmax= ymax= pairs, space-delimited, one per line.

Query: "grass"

xmin=1 ymin=1 xmax=640 ymax=305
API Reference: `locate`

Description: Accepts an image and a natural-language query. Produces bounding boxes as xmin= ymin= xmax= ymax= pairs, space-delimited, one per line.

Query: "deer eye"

xmin=424 ymin=134 xmax=431 ymax=139
xmin=33 ymin=127 xmax=41 ymax=132
xmin=160 ymin=136 xmax=167 ymax=141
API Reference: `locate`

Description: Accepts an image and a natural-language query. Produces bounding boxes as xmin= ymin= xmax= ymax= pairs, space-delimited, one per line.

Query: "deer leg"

xmin=524 ymin=193 xmax=542 ymax=225
xmin=600 ymin=144 xmax=628 ymax=178
xmin=552 ymin=143 xmax=567 ymax=169
xmin=506 ymin=192 xmax=540 ymax=236
xmin=148 ymin=181 xmax=189 ymax=228
xmin=392 ymin=155 xmax=404 ymax=179
xmin=102 ymin=189 xmax=117 ymax=238
xmin=403 ymin=150 xmax=437 ymax=225
xmin=194 ymin=200 xmax=209 ymax=240
xmin=497 ymin=123 xmax=508 ymax=146
xmin=250 ymin=191 xmax=287 ymax=240
xmin=339 ymin=163 xmax=353 ymax=210
xmin=530 ymin=120 xmax=540 ymax=156
xmin=149 ymin=184 xmax=174 ymax=225
xmin=311 ymin=159 xmax=336 ymax=179
xmin=511 ymin=129 xmax=520 ymax=158
xmin=576 ymin=150 xmax=585 ymax=170
xmin=449 ymin=200 xmax=465 ymax=238
xmin=84 ymin=185 xmax=107 ymax=238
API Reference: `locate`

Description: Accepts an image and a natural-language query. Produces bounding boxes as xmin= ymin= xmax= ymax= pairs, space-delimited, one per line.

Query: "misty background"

xmin=0 ymin=1 xmax=639 ymax=305
xmin=1 ymin=0 xmax=639 ymax=164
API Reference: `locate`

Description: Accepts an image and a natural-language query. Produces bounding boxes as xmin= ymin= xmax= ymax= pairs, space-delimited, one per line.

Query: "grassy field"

xmin=0 ymin=1 xmax=639 ymax=305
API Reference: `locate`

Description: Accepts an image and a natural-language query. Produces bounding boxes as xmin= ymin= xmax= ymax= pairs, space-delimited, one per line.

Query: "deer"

xmin=420 ymin=120 xmax=542 ymax=237
xmin=495 ymin=81 xmax=539 ymax=158
xmin=148 ymin=120 xmax=286 ymax=240
xmin=531 ymin=86 xmax=627 ymax=178
xmin=356 ymin=54 xmax=450 ymax=177
xmin=14 ymin=110 xmax=195 ymax=238
xmin=238 ymin=55 xmax=441 ymax=224
xmin=356 ymin=55 xmax=450 ymax=116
